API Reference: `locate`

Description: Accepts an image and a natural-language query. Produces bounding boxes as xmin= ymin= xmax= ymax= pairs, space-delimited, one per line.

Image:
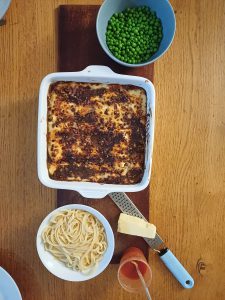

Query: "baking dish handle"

xmin=78 ymin=189 xmax=109 ymax=199
xmin=79 ymin=65 xmax=116 ymax=76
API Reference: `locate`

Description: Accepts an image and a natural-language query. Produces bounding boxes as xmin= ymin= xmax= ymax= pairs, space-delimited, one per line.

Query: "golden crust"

xmin=47 ymin=82 xmax=147 ymax=184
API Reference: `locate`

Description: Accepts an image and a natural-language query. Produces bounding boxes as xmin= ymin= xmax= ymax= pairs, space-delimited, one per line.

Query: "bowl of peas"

xmin=96 ymin=0 xmax=176 ymax=67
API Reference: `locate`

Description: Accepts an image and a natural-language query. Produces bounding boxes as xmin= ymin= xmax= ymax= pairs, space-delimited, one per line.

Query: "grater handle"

xmin=159 ymin=248 xmax=194 ymax=289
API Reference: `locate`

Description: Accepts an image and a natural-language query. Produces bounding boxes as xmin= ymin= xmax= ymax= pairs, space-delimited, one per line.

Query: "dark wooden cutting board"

xmin=57 ymin=5 xmax=154 ymax=263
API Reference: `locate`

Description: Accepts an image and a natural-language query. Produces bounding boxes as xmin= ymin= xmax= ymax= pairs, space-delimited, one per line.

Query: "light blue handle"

xmin=159 ymin=249 xmax=194 ymax=288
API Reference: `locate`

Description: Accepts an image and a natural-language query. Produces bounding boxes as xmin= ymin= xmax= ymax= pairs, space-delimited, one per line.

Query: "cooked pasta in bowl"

xmin=36 ymin=204 xmax=115 ymax=281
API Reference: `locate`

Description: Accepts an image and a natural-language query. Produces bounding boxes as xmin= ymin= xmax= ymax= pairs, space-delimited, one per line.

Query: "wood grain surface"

xmin=0 ymin=0 xmax=225 ymax=299
xmin=57 ymin=5 xmax=154 ymax=77
xmin=57 ymin=4 xmax=154 ymax=263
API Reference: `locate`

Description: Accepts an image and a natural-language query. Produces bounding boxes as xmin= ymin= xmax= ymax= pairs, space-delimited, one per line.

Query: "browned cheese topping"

xmin=47 ymin=82 xmax=147 ymax=184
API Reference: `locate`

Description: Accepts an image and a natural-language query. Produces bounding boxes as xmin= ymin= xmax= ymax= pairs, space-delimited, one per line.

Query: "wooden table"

xmin=0 ymin=1 xmax=224 ymax=299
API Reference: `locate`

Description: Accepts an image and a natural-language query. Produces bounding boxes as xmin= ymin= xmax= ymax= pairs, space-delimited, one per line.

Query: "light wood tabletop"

xmin=0 ymin=0 xmax=224 ymax=299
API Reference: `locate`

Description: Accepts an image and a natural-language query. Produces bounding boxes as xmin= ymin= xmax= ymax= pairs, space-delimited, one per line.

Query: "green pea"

xmin=106 ymin=5 xmax=163 ymax=63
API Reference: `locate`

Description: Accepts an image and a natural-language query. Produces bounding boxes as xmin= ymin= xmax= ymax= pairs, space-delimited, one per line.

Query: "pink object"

xmin=118 ymin=247 xmax=152 ymax=293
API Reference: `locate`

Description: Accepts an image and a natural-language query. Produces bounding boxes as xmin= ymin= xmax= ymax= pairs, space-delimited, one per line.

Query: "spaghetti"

xmin=41 ymin=209 xmax=107 ymax=273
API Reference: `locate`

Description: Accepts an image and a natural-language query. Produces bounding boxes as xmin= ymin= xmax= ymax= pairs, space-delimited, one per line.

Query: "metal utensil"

xmin=109 ymin=192 xmax=194 ymax=289
xmin=131 ymin=261 xmax=152 ymax=300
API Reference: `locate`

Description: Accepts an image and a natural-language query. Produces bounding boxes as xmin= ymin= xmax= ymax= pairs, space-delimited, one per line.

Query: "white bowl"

xmin=0 ymin=267 xmax=22 ymax=300
xmin=37 ymin=65 xmax=155 ymax=198
xmin=36 ymin=204 xmax=115 ymax=281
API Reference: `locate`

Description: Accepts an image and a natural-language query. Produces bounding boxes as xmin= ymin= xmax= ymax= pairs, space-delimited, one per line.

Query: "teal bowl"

xmin=96 ymin=0 xmax=176 ymax=67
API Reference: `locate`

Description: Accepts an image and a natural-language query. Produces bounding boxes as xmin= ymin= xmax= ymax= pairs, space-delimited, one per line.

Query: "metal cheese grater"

xmin=109 ymin=192 xmax=195 ymax=289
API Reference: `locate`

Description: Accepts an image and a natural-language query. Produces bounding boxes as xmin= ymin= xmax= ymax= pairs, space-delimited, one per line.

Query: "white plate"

xmin=0 ymin=0 xmax=11 ymax=20
xmin=0 ymin=267 xmax=22 ymax=300
xmin=36 ymin=204 xmax=115 ymax=281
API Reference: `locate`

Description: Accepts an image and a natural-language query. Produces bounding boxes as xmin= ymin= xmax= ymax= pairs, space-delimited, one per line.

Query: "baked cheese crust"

xmin=47 ymin=82 xmax=147 ymax=184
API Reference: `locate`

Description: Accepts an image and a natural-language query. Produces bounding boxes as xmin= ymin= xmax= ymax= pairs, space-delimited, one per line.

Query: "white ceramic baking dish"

xmin=37 ymin=65 xmax=155 ymax=198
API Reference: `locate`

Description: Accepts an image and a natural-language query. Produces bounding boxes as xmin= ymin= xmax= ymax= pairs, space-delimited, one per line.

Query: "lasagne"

xmin=47 ymin=81 xmax=147 ymax=184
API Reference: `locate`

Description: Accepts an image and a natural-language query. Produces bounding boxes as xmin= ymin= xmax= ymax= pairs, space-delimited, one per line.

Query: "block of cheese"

xmin=117 ymin=213 xmax=156 ymax=239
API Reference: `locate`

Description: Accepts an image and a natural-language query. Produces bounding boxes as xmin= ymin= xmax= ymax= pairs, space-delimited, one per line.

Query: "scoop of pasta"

xmin=42 ymin=209 xmax=107 ymax=273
